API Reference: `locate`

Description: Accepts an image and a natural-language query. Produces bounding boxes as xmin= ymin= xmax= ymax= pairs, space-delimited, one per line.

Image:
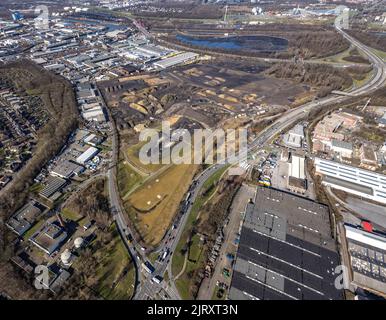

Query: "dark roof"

xmin=229 ymin=187 xmax=343 ymax=300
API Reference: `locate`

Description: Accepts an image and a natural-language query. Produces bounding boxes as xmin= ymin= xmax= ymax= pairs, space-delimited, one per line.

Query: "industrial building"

xmin=153 ymin=52 xmax=198 ymax=69
xmin=229 ymin=187 xmax=342 ymax=300
xmin=6 ymin=201 xmax=44 ymax=236
xmin=288 ymin=154 xmax=307 ymax=194
xmin=283 ymin=124 xmax=304 ymax=149
xmin=344 ymin=224 xmax=386 ymax=296
xmin=29 ymin=220 xmax=68 ymax=255
xmin=81 ymin=106 xmax=106 ymax=122
xmin=75 ymin=146 xmax=99 ymax=165
xmin=360 ymin=145 xmax=379 ymax=170
xmin=331 ymin=139 xmax=353 ymax=158
xmin=288 ymin=154 xmax=305 ymax=179
xmin=39 ymin=176 xmax=67 ymax=200
xmin=84 ymin=133 xmax=103 ymax=147
xmin=50 ymin=160 xmax=84 ymax=179
xmin=314 ymin=158 xmax=386 ymax=205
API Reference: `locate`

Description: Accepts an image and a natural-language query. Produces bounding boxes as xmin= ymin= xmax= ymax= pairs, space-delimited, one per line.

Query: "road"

xmin=101 ymin=89 xmax=145 ymax=300
xmin=107 ymin=23 xmax=386 ymax=300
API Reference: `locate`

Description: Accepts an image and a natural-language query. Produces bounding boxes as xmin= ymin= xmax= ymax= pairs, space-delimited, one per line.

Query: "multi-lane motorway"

xmin=107 ymin=24 xmax=386 ymax=300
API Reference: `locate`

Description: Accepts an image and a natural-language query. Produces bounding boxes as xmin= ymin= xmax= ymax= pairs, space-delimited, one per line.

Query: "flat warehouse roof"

xmin=50 ymin=160 xmax=83 ymax=178
xmin=229 ymin=187 xmax=343 ymax=300
xmin=323 ymin=175 xmax=373 ymax=195
xmin=39 ymin=176 xmax=67 ymax=199
xmin=154 ymin=52 xmax=198 ymax=69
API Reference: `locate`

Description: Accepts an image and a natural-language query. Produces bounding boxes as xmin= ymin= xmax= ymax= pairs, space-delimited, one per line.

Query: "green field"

xmin=61 ymin=208 xmax=83 ymax=221
xmin=117 ymin=160 xmax=143 ymax=197
xmin=28 ymin=183 xmax=44 ymax=193
xmin=94 ymin=227 xmax=136 ymax=300
xmin=172 ymin=165 xmax=229 ymax=299
xmin=126 ymin=164 xmax=198 ymax=246
xmin=23 ymin=219 xmax=44 ymax=241
xmin=372 ymin=48 xmax=386 ymax=61
xmin=188 ymin=234 xmax=203 ymax=262
xmin=126 ymin=142 xmax=165 ymax=174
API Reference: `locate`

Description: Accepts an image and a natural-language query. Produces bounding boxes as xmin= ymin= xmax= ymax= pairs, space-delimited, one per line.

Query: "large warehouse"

xmin=314 ymin=158 xmax=386 ymax=204
xmin=75 ymin=146 xmax=99 ymax=165
xmin=344 ymin=224 xmax=386 ymax=296
xmin=229 ymin=187 xmax=343 ymax=300
xmin=153 ymin=52 xmax=198 ymax=69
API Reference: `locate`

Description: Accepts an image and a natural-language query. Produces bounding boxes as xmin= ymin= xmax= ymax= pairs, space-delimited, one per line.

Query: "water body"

xmin=176 ymin=34 xmax=288 ymax=53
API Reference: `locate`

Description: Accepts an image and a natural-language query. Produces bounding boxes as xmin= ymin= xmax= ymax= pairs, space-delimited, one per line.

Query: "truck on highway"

xmin=143 ymin=261 xmax=155 ymax=274
xmin=161 ymin=248 xmax=169 ymax=261
xmin=152 ymin=275 xmax=163 ymax=284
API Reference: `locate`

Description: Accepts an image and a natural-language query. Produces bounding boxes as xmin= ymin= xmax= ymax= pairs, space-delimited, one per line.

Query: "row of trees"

xmin=181 ymin=175 xmax=243 ymax=299
xmin=266 ymin=62 xmax=353 ymax=97
xmin=348 ymin=29 xmax=386 ymax=53
xmin=282 ymin=31 xmax=350 ymax=59
xmin=67 ymin=179 xmax=112 ymax=230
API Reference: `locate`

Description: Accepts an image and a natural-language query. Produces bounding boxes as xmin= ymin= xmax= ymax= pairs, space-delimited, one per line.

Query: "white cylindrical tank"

xmin=74 ymin=237 xmax=84 ymax=249
xmin=61 ymin=249 xmax=72 ymax=265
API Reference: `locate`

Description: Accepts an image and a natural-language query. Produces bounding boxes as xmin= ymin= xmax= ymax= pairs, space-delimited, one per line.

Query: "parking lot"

xmin=196 ymin=184 xmax=255 ymax=300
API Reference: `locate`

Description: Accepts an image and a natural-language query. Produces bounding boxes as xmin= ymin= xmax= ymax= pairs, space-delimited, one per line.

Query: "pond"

xmin=176 ymin=34 xmax=288 ymax=53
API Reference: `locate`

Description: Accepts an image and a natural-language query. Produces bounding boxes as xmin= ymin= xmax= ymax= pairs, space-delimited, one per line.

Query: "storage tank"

xmin=74 ymin=237 xmax=84 ymax=249
xmin=61 ymin=249 xmax=72 ymax=265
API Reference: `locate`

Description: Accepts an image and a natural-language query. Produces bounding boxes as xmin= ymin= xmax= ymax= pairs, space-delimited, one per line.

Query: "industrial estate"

xmin=0 ymin=0 xmax=385 ymax=303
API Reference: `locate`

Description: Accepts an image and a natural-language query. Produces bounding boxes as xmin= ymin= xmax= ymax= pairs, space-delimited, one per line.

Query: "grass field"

xmin=353 ymin=69 xmax=374 ymax=89
xmin=117 ymin=160 xmax=143 ymax=198
xmin=125 ymin=164 xmax=199 ymax=246
xmin=172 ymin=165 xmax=229 ymax=299
xmin=28 ymin=183 xmax=44 ymax=193
xmin=23 ymin=219 xmax=44 ymax=241
xmin=188 ymin=234 xmax=203 ymax=262
xmin=148 ymin=251 xmax=159 ymax=265
xmin=126 ymin=141 xmax=165 ymax=174
xmin=319 ymin=47 xmax=352 ymax=63
xmin=94 ymin=227 xmax=136 ymax=300
xmin=372 ymin=48 xmax=386 ymax=61
xmin=61 ymin=208 xmax=83 ymax=222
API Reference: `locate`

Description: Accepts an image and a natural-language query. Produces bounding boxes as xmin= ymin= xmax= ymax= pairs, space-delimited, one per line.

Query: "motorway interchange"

xmin=106 ymin=24 xmax=386 ymax=300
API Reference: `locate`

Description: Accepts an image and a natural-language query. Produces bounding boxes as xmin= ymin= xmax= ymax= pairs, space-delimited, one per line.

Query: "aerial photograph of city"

xmin=0 ymin=0 xmax=385 ymax=309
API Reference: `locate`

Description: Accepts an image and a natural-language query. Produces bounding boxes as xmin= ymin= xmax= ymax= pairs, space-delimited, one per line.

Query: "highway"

xmin=107 ymin=23 xmax=386 ymax=300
